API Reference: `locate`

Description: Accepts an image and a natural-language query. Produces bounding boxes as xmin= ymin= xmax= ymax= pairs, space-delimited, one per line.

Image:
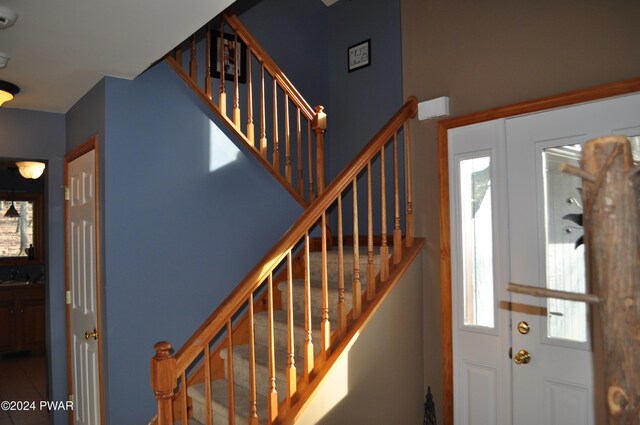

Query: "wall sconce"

xmin=16 ymin=161 xmax=46 ymax=179
xmin=0 ymin=80 xmax=20 ymax=107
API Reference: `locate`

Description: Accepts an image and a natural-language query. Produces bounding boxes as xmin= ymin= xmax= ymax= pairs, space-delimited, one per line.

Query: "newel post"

xmin=151 ymin=341 xmax=177 ymax=425
xmin=313 ymin=105 xmax=327 ymax=195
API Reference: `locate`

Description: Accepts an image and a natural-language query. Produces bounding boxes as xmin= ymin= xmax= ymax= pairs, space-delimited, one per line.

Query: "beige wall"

xmin=400 ymin=0 xmax=640 ymax=420
xmin=296 ymin=256 xmax=424 ymax=425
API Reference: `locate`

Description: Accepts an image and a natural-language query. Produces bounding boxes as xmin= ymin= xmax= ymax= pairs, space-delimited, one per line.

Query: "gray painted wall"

xmin=400 ymin=0 xmax=640 ymax=420
xmin=0 ymin=108 xmax=67 ymax=424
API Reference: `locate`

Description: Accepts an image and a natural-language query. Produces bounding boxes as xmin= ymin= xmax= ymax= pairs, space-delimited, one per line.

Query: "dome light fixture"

xmin=16 ymin=161 xmax=46 ymax=179
xmin=0 ymin=80 xmax=20 ymax=107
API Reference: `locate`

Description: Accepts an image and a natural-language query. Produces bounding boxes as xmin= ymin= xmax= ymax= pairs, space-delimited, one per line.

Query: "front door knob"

xmin=84 ymin=328 xmax=98 ymax=341
xmin=514 ymin=349 xmax=531 ymax=365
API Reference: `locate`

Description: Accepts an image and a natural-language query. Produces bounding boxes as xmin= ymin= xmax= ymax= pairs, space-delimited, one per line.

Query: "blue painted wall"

xmin=100 ymin=61 xmax=302 ymax=423
xmin=0 ymin=108 xmax=67 ymax=424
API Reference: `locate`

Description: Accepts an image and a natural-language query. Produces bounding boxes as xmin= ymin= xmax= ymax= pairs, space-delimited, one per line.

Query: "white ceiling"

xmin=0 ymin=0 xmax=235 ymax=113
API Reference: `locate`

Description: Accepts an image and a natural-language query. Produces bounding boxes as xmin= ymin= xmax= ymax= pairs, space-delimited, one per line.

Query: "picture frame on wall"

xmin=348 ymin=39 xmax=371 ymax=72
xmin=211 ymin=32 xmax=247 ymax=83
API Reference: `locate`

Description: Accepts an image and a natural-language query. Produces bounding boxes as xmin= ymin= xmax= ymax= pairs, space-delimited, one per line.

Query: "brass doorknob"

xmin=514 ymin=349 xmax=531 ymax=365
xmin=84 ymin=328 xmax=98 ymax=341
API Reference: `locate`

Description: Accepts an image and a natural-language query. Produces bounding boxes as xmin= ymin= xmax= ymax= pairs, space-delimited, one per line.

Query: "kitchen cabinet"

xmin=0 ymin=283 xmax=45 ymax=353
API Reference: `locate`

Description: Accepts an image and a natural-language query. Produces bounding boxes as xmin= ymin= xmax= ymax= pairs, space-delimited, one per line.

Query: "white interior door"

xmin=67 ymin=148 xmax=101 ymax=425
xmin=449 ymin=92 xmax=640 ymax=424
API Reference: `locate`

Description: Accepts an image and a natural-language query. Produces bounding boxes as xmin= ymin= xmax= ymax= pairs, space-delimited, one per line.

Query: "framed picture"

xmin=348 ymin=39 xmax=371 ymax=72
xmin=211 ymin=32 xmax=247 ymax=83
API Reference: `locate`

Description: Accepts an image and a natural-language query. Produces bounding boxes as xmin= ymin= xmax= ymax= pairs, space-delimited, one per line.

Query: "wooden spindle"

xmin=259 ymin=65 xmax=267 ymax=159
xmin=393 ymin=133 xmax=403 ymax=264
xmin=337 ymin=196 xmax=347 ymax=337
xmin=226 ymin=321 xmax=235 ymax=425
xmin=189 ymin=35 xmax=197 ymax=81
xmin=219 ymin=20 xmax=227 ymax=116
xmin=233 ymin=33 xmax=240 ymax=127
xmin=307 ymin=120 xmax=315 ymax=201
xmin=205 ymin=25 xmax=212 ymax=99
xmin=174 ymin=45 xmax=182 ymax=66
xmin=181 ymin=371 xmax=189 ymax=425
xmin=303 ymin=232 xmax=315 ymax=380
xmin=404 ymin=122 xmax=414 ymax=247
xmin=247 ymin=50 xmax=254 ymax=146
xmin=352 ymin=179 xmax=362 ymax=319
xmin=285 ymin=95 xmax=292 ymax=185
xmin=286 ymin=250 xmax=296 ymax=401
xmin=297 ymin=109 xmax=304 ymax=196
xmin=248 ymin=294 xmax=258 ymax=425
xmin=151 ymin=341 xmax=176 ymax=425
xmin=314 ymin=105 xmax=327 ymax=194
xmin=273 ymin=80 xmax=280 ymax=171
xmin=204 ymin=349 xmax=213 ymax=425
xmin=380 ymin=147 xmax=390 ymax=281
xmin=366 ymin=162 xmax=376 ymax=300
xmin=321 ymin=212 xmax=331 ymax=356
xmin=267 ymin=274 xmax=278 ymax=422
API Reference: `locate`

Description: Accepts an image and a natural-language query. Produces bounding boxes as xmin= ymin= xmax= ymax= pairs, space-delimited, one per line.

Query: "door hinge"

xmin=68 ymin=394 xmax=73 ymax=402
xmin=64 ymin=186 xmax=70 ymax=201
xmin=65 ymin=290 xmax=71 ymax=305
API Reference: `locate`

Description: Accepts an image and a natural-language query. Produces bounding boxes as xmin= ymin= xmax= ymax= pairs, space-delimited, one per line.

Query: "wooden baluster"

xmin=303 ymin=232 xmax=315 ymax=380
xmin=174 ymin=45 xmax=182 ymax=67
xmin=404 ymin=121 xmax=414 ymax=247
xmin=297 ymin=109 xmax=304 ymax=196
xmin=181 ymin=371 xmax=189 ymax=425
xmin=246 ymin=50 xmax=254 ymax=146
xmin=205 ymin=25 xmax=212 ymax=99
xmin=337 ymin=195 xmax=347 ymax=337
xmin=219 ymin=20 xmax=227 ymax=116
xmin=307 ymin=121 xmax=315 ymax=201
xmin=393 ymin=133 xmax=403 ymax=264
xmin=190 ymin=35 xmax=197 ymax=81
xmin=366 ymin=162 xmax=376 ymax=300
xmin=233 ymin=33 xmax=241 ymax=128
xmin=267 ymin=273 xmax=278 ymax=423
xmin=286 ymin=250 xmax=296 ymax=401
xmin=248 ymin=294 xmax=258 ymax=425
xmin=272 ymin=81 xmax=280 ymax=172
xmin=321 ymin=212 xmax=331 ymax=356
xmin=285 ymin=95 xmax=292 ymax=185
xmin=226 ymin=321 xmax=235 ymax=425
xmin=259 ymin=65 xmax=267 ymax=159
xmin=352 ymin=180 xmax=362 ymax=320
xmin=204 ymin=349 xmax=213 ymax=425
xmin=313 ymin=106 xmax=327 ymax=195
xmin=380 ymin=147 xmax=390 ymax=281
xmin=151 ymin=341 xmax=176 ymax=425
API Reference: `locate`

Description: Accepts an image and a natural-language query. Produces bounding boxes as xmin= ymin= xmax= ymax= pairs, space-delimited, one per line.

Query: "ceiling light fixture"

xmin=0 ymin=80 xmax=19 ymax=107
xmin=0 ymin=52 xmax=9 ymax=69
xmin=16 ymin=161 xmax=46 ymax=179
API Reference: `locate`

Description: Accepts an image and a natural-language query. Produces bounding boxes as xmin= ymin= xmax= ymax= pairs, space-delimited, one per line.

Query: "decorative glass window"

xmin=459 ymin=156 xmax=495 ymax=328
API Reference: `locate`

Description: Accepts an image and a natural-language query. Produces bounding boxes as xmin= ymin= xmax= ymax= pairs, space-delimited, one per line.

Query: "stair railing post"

xmin=151 ymin=341 xmax=177 ymax=425
xmin=313 ymin=105 xmax=327 ymax=195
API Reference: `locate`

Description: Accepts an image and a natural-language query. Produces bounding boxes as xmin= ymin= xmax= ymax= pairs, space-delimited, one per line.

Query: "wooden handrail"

xmin=223 ymin=12 xmax=315 ymax=121
xmin=151 ymin=96 xmax=418 ymax=424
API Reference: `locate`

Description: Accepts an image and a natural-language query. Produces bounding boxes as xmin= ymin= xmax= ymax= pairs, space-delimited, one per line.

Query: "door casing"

xmin=437 ymin=77 xmax=640 ymax=425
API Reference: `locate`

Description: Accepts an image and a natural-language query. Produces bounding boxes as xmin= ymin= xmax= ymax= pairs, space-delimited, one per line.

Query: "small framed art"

xmin=348 ymin=39 xmax=371 ymax=72
xmin=211 ymin=32 xmax=247 ymax=83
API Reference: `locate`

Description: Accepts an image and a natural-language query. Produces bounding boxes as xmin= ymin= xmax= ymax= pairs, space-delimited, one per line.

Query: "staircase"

xmin=150 ymin=10 xmax=422 ymax=425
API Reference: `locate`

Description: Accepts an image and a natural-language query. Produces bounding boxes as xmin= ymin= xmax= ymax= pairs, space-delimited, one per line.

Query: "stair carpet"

xmin=186 ymin=248 xmax=384 ymax=424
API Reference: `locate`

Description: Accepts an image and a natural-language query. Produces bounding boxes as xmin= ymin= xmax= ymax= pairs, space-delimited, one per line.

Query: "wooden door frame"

xmin=437 ymin=77 xmax=640 ymax=425
xmin=64 ymin=135 xmax=105 ymax=425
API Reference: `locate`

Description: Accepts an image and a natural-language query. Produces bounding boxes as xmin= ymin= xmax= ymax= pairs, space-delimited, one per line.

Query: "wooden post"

xmin=313 ymin=105 xmax=327 ymax=195
xmin=579 ymin=136 xmax=640 ymax=424
xmin=151 ymin=341 xmax=176 ymax=425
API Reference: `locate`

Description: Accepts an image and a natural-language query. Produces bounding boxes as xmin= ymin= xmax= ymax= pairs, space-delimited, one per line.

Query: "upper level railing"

xmin=150 ymin=97 xmax=418 ymax=425
xmin=166 ymin=11 xmax=326 ymax=206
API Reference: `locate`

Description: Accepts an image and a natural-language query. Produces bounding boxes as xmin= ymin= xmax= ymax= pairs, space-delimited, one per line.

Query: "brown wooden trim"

xmin=438 ymin=76 xmax=640 ymax=425
xmin=64 ymin=135 xmax=105 ymax=425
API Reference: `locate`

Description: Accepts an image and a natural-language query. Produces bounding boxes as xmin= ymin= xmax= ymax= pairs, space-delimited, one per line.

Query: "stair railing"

xmin=150 ymin=97 xmax=418 ymax=425
xmin=166 ymin=11 xmax=326 ymax=206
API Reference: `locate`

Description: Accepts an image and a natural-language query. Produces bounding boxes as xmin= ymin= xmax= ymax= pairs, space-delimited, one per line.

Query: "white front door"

xmin=449 ymin=92 xmax=640 ymax=424
xmin=66 ymin=146 xmax=102 ymax=425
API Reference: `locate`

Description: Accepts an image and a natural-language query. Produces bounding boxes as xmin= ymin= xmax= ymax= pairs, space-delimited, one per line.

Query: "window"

xmin=0 ymin=192 xmax=43 ymax=264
